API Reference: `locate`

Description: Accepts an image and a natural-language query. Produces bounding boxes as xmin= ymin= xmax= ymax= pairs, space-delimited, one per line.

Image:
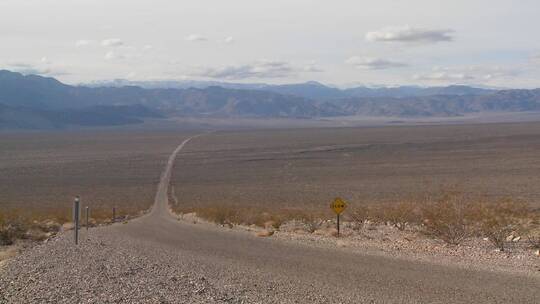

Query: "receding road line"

xmin=112 ymin=134 xmax=540 ymax=303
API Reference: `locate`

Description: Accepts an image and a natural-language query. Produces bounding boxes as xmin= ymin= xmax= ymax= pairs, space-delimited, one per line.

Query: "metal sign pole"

xmin=112 ymin=207 xmax=116 ymax=223
xmin=337 ymin=214 xmax=340 ymax=237
xmin=73 ymin=196 xmax=80 ymax=245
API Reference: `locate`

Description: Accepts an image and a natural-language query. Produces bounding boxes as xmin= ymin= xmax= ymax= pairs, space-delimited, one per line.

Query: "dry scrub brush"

xmin=348 ymin=193 xmax=534 ymax=249
xmin=0 ymin=205 xmax=140 ymax=246
xmin=372 ymin=201 xmax=421 ymax=231
xmin=0 ymin=209 xmax=61 ymax=245
xmin=176 ymin=205 xmax=329 ymax=231
xmin=348 ymin=205 xmax=371 ymax=231
xmin=420 ymin=194 xmax=475 ymax=245
xmin=469 ymin=199 xmax=528 ymax=251
xmin=0 ymin=211 xmax=26 ymax=246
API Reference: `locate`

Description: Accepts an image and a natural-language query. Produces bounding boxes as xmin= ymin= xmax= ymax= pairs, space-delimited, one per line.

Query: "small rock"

xmin=512 ymin=236 xmax=521 ymax=242
xmin=264 ymin=221 xmax=276 ymax=229
xmin=313 ymin=229 xmax=326 ymax=236
xmin=506 ymin=235 xmax=514 ymax=242
xmin=327 ymin=228 xmax=339 ymax=237
xmin=41 ymin=220 xmax=61 ymax=232
xmin=535 ymin=249 xmax=540 ymax=257
xmin=25 ymin=229 xmax=48 ymax=241
xmin=256 ymin=230 xmax=274 ymax=237
xmin=88 ymin=218 xmax=97 ymax=227
xmin=61 ymin=222 xmax=75 ymax=231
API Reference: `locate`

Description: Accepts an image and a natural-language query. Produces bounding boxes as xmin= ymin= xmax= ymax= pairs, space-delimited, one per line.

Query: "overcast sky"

xmin=1 ymin=0 xmax=539 ymax=88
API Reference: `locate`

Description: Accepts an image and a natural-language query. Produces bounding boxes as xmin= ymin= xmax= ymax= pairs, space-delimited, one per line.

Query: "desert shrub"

xmin=527 ymin=233 xmax=540 ymax=249
xmin=348 ymin=205 xmax=371 ymax=231
xmin=421 ymin=194 xmax=474 ymax=245
xmin=373 ymin=201 xmax=420 ymax=231
xmin=299 ymin=212 xmax=324 ymax=233
xmin=179 ymin=205 xmax=329 ymax=232
xmin=471 ymin=199 xmax=528 ymax=251
xmin=196 ymin=206 xmax=238 ymax=226
xmin=0 ymin=216 xmax=28 ymax=246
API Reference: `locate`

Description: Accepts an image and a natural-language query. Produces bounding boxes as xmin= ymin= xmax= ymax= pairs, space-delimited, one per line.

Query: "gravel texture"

xmin=0 ymin=230 xmax=237 ymax=304
xmin=212 ymin=218 xmax=540 ymax=277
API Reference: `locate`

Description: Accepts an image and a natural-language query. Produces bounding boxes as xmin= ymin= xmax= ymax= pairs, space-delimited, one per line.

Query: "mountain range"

xmin=1 ymin=70 xmax=540 ymax=129
xmin=86 ymin=79 xmax=495 ymax=99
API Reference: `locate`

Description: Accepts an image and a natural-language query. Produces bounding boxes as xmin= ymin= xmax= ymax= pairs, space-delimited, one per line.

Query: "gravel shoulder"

xmin=177 ymin=214 xmax=540 ymax=278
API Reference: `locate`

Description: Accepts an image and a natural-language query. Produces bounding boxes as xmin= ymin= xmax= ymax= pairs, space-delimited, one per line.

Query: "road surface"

xmin=1 ymin=135 xmax=539 ymax=303
xmin=124 ymin=135 xmax=540 ymax=303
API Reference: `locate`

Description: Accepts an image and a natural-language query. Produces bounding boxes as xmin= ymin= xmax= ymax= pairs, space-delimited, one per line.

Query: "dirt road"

xmin=1 ymin=135 xmax=539 ymax=303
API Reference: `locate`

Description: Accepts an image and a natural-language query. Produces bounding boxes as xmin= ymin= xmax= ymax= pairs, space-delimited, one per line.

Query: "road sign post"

xmin=337 ymin=213 xmax=340 ymax=236
xmin=330 ymin=197 xmax=347 ymax=237
xmin=73 ymin=196 xmax=80 ymax=245
xmin=112 ymin=207 xmax=116 ymax=223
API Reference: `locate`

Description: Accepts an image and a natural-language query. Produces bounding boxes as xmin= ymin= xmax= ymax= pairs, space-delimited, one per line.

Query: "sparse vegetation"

xmin=526 ymin=233 xmax=540 ymax=249
xmin=177 ymin=204 xmax=330 ymax=232
xmin=169 ymin=126 xmax=540 ymax=252
xmin=471 ymin=200 xmax=529 ymax=251
xmin=4 ymin=125 xmax=540 ymax=256
xmin=374 ymin=201 xmax=420 ymax=231
xmin=347 ymin=205 xmax=371 ymax=231
xmin=420 ymin=193 xmax=475 ymax=245
xmin=174 ymin=193 xmax=539 ymax=253
xmin=0 ymin=130 xmax=196 ymax=245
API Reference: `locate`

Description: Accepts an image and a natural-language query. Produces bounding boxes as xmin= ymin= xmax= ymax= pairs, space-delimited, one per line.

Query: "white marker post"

xmin=85 ymin=206 xmax=89 ymax=231
xmin=73 ymin=196 xmax=80 ymax=245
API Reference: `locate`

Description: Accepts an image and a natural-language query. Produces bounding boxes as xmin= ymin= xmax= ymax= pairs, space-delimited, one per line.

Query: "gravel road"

xmin=1 ymin=135 xmax=539 ymax=303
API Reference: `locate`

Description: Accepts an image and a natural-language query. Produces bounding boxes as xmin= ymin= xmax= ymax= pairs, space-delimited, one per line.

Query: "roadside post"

xmin=73 ymin=196 xmax=80 ymax=245
xmin=85 ymin=206 xmax=89 ymax=231
xmin=330 ymin=197 xmax=347 ymax=237
xmin=112 ymin=207 xmax=116 ymax=223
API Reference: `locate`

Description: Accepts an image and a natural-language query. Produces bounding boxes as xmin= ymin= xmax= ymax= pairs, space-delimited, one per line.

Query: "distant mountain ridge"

xmin=2 ymin=70 xmax=540 ymax=129
xmin=84 ymin=79 xmax=495 ymax=100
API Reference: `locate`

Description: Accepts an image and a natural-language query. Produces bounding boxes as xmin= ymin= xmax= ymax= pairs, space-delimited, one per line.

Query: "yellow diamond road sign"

xmin=331 ymin=197 xmax=347 ymax=215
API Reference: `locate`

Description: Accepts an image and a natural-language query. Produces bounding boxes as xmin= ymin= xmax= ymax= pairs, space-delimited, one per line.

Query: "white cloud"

xmin=414 ymin=65 xmax=520 ymax=83
xmin=413 ymin=72 xmax=473 ymax=82
xmin=223 ymin=36 xmax=234 ymax=44
xmin=190 ymin=60 xmax=323 ymax=80
xmin=104 ymin=51 xmax=125 ymax=61
xmin=75 ymin=39 xmax=92 ymax=47
xmin=303 ymin=63 xmax=324 ymax=72
xmin=40 ymin=57 xmax=52 ymax=64
xmin=101 ymin=38 xmax=124 ymax=47
xmin=346 ymin=56 xmax=408 ymax=70
xmin=185 ymin=34 xmax=207 ymax=42
xmin=191 ymin=60 xmax=298 ymax=79
xmin=366 ymin=26 xmax=454 ymax=44
xmin=2 ymin=62 xmax=68 ymax=76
